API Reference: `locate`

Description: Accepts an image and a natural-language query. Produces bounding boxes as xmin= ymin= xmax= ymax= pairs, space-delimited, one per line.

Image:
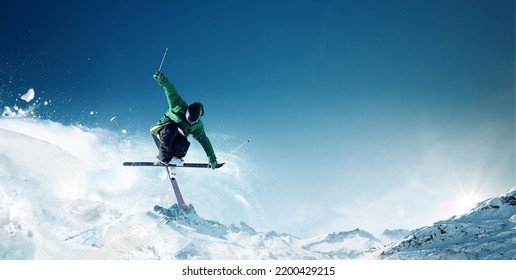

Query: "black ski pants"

xmin=157 ymin=122 xmax=190 ymax=162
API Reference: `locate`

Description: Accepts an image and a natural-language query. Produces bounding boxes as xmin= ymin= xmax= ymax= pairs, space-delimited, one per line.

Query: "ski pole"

xmin=230 ymin=139 xmax=251 ymax=154
xmin=158 ymin=48 xmax=169 ymax=72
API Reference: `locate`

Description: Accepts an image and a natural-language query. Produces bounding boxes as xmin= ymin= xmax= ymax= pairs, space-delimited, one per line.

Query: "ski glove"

xmin=209 ymin=159 xmax=218 ymax=170
xmin=153 ymin=71 xmax=165 ymax=82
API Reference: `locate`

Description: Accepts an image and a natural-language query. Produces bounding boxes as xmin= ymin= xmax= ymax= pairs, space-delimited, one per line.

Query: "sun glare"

xmin=452 ymin=191 xmax=481 ymax=214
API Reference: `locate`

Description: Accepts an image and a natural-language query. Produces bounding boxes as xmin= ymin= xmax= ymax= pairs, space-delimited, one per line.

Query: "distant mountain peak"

xmin=381 ymin=229 xmax=411 ymax=237
xmin=323 ymin=228 xmax=381 ymax=243
xmin=153 ymin=203 xmax=229 ymax=239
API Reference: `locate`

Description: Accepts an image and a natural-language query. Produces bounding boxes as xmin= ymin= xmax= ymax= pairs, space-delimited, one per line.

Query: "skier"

xmin=150 ymin=71 xmax=219 ymax=169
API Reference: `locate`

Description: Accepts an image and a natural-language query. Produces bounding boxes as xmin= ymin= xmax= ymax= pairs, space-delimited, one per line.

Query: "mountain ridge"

xmin=378 ymin=187 xmax=516 ymax=260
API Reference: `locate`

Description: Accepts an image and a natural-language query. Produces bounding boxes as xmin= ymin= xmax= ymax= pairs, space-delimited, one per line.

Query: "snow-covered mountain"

xmin=0 ymin=117 xmax=514 ymax=259
xmin=300 ymin=229 xmax=382 ymax=259
xmin=379 ymin=187 xmax=516 ymax=260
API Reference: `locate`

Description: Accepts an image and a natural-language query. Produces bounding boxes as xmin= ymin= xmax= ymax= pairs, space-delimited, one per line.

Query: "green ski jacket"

xmin=150 ymin=76 xmax=217 ymax=162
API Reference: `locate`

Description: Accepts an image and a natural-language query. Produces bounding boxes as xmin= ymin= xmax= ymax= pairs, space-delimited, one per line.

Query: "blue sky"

xmin=1 ymin=0 xmax=514 ymax=236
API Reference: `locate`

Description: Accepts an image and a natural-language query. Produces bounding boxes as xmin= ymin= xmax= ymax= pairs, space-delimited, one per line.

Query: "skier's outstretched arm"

xmin=153 ymin=71 xmax=185 ymax=112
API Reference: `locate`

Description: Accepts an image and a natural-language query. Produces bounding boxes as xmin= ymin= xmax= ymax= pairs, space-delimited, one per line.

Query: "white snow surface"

xmin=0 ymin=117 xmax=514 ymax=259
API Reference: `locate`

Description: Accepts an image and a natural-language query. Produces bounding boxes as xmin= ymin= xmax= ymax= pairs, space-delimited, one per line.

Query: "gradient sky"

xmin=1 ymin=0 xmax=514 ymax=236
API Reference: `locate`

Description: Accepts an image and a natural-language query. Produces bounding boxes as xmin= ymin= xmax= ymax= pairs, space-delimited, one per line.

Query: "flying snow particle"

xmin=21 ymin=88 xmax=35 ymax=102
xmin=2 ymin=106 xmax=16 ymax=117
xmin=90 ymin=111 xmax=95 ymax=115
xmin=121 ymin=129 xmax=127 ymax=134
xmin=110 ymin=116 xmax=117 ymax=122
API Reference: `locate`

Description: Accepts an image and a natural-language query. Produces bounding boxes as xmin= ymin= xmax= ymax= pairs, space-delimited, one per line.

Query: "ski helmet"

xmin=186 ymin=102 xmax=204 ymax=124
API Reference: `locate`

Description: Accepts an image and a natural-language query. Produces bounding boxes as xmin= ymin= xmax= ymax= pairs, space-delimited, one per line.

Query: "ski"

xmin=123 ymin=134 xmax=223 ymax=211
xmin=122 ymin=161 xmax=225 ymax=168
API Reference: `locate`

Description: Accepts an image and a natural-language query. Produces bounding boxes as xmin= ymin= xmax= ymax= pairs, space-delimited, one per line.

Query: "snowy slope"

xmin=379 ymin=187 xmax=516 ymax=260
xmin=0 ymin=118 xmax=405 ymax=259
xmin=0 ymin=117 xmax=513 ymax=259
